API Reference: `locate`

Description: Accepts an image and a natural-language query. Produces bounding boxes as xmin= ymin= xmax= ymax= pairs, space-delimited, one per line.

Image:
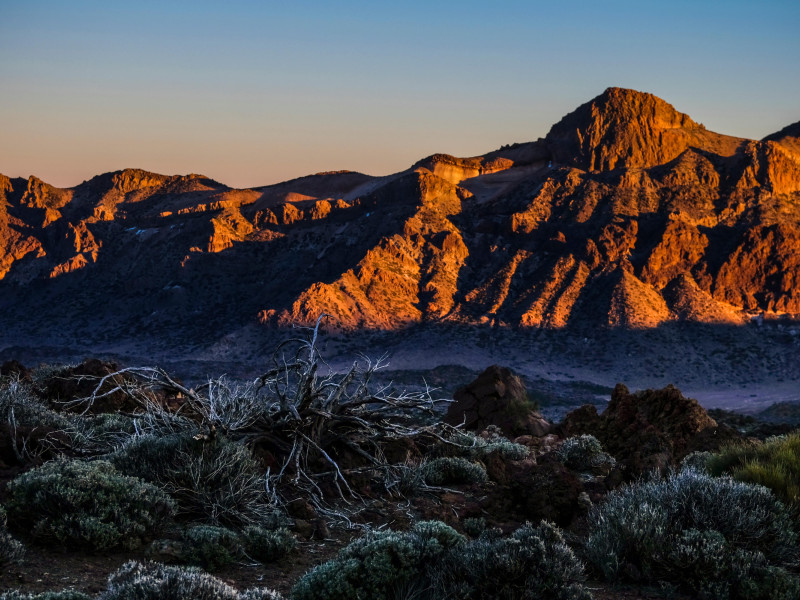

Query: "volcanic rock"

xmin=445 ymin=365 xmax=551 ymax=438
xmin=559 ymin=383 xmax=736 ymax=476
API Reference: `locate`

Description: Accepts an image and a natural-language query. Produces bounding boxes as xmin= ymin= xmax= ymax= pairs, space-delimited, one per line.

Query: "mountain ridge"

xmin=2 ymin=87 xmax=800 ymax=383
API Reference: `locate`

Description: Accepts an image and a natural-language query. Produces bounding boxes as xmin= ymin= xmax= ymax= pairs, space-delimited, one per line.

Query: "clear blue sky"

xmin=1 ymin=0 xmax=798 ymax=188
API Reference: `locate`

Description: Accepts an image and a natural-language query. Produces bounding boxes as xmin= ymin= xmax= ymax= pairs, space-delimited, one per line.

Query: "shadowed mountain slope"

xmin=1 ymin=88 xmax=799 ymax=377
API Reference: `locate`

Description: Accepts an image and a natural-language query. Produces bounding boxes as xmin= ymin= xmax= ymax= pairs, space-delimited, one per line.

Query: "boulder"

xmin=445 ymin=365 xmax=551 ymax=438
xmin=558 ymin=383 xmax=738 ymax=477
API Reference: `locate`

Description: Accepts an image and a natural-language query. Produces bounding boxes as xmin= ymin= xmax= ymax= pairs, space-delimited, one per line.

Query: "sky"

xmin=1 ymin=0 xmax=799 ymax=189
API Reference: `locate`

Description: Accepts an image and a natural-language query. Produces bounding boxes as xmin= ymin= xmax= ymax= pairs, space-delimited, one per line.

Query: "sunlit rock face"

xmin=1 ymin=88 xmax=799 ymax=345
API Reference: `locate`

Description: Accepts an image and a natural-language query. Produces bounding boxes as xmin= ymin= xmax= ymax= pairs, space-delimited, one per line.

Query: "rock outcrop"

xmin=559 ymin=383 xmax=740 ymax=476
xmin=445 ymin=366 xmax=551 ymax=438
xmin=1 ymin=87 xmax=799 ymax=360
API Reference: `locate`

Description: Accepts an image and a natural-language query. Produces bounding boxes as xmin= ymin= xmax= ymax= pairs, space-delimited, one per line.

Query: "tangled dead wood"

xmin=74 ymin=317 xmax=474 ymax=525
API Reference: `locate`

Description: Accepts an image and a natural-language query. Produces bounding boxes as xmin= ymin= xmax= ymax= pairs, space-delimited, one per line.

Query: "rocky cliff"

xmin=1 ymin=88 xmax=799 ymax=374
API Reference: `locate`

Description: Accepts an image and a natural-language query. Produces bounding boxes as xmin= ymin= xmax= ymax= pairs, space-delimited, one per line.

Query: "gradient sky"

xmin=1 ymin=0 xmax=799 ymax=189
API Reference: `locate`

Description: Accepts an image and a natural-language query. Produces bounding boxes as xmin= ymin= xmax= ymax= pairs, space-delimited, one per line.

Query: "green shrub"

xmin=0 ymin=592 xmax=92 ymax=600
xmin=292 ymin=520 xmax=466 ymax=600
xmin=0 ymin=380 xmax=73 ymax=432
xmin=419 ymin=457 xmax=488 ymax=486
xmin=110 ymin=433 xmax=273 ymax=527
xmin=182 ymin=525 xmax=244 ymax=571
xmin=73 ymin=413 xmax=137 ymax=455
xmin=556 ymin=435 xmax=616 ymax=475
xmin=681 ymin=450 xmax=713 ymax=472
xmin=5 ymin=459 xmax=175 ymax=551
xmin=97 ymin=561 xmax=284 ymax=600
xmin=242 ymin=526 xmax=296 ymax=563
xmin=707 ymin=432 xmax=800 ymax=513
xmin=462 ymin=516 xmax=486 ymax=538
xmin=0 ymin=528 xmax=25 ymax=568
xmin=586 ymin=468 xmax=800 ymax=599
xmin=435 ymin=521 xmax=592 ymax=600
xmin=443 ymin=429 xmax=529 ymax=461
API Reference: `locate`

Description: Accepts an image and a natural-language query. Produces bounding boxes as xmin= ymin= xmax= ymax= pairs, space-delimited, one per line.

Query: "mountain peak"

xmin=546 ymin=87 xmax=701 ymax=171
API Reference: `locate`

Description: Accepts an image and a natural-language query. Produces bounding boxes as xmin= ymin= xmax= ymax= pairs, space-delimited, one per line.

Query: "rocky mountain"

xmin=1 ymin=88 xmax=799 ymax=386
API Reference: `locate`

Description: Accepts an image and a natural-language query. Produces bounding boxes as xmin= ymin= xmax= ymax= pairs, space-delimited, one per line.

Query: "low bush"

xmin=0 ymin=592 xmax=92 ymax=600
xmin=435 ymin=521 xmax=592 ymax=600
xmin=442 ymin=428 xmax=529 ymax=461
xmin=419 ymin=457 xmax=488 ymax=486
xmin=242 ymin=526 xmax=296 ymax=563
xmin=291 ymin=520 xmax=465 ymax=600
xmin=5 ymin=459 xmax=175 ymax=551
xmin=707 ymin=432 xmax=800 ymax=513
xmin=586 ymin=468 xmax=800 ymax=599
xmin=97 ymin=561 xmax=284 ymax=600
xmin=556 ymin=435 xmax=616 ymax=475
xmin=0 ymin=528 xmax=25 ymax=568
xmin=0 ymin=380 xmax=73 ymax=431
xmin=461 ymin=516 xmax=486 ymax=538
xmin=110 ymin=433 xmax=273 ymax=527
xmin=182 ymin=525 xmax=244 ymax=571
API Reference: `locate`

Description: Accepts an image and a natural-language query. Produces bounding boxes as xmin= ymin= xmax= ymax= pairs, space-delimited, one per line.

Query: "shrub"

xmin=681 ymin=450 xmax=713 ymax=472
xmin=0 ymin=527 xmax=25 ymax=568
xmin=586 ymin=468 xmax=800 ymax=599
xmin=73 ymin=413 xmax=137 ymax=455
xmin=182 ymin=525 xmax=244 ymax=571
xmin=556 ymin=435 xmax=616 ymax=475
xmin=419 ymin=457 xmax=488 ymax=486
xmin=0 ymin=380 xmax=73 ymax=430
xmin=462 ymin=517 xmax=486 ymax=538
xmin=707 ymin=432 xmax=800 ymax=513
xmin=0 ymin=592 xmax=92 ymax=600
xmin=291 ymin=520 xmax=465 ymax=600
xmin=98 ymin=561 xmax=284 ymax=600
xmin=435 ymin=521 xmax=592 ymax=600
xmin=242 ymin=526 xmax=296 ymax=563
xmin=110 ymin=433 xmax=273 ymax=527
xmin=442 ymin=429 xmax=529 ymax=461
xmin=5 ymin=459 xmax=175 ymax=551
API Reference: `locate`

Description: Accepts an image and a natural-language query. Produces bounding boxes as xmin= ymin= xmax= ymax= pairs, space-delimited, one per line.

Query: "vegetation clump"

xmin=0 ymin=592 xmax=92 ymax=600
xmin=0 ymin=504 xmax=25 ymax=568
xmin=291 ymin=520 xmax=465 ymax=600
xmin=436 ymin=521 xmax=592 ymax=600
xmin=419 ymin=456 xmax=488 ymax=486
xmin=5 ymin=459 xmax=175 ymax=551
xmin=182 ymin=525 xmax=244 ymax=571
xmin=242 ymin=526 xmax=296 ymax=563
xmin=556 ymin=434 xmax=616 ymax=475
xmin=443 ymin=427 xmax=529 ymax=461
xmin=707 ymin=432 xmax=800 ymax=514
xmin=110 ymin=433 xmax=272 ymax=527
xmin=586 ymin=467 xmax=800 ymax=599
xmin=97 ymin=561 xmax=283 ymax=600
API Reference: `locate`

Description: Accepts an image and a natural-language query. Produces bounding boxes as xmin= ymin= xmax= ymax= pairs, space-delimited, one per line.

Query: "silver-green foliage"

xmin=0 ymin=380 xmax=71 ymax=428
xmin=98 ymin=561 xmax=284 ymax=600
xmin=291 ymin=521 xmax=466 ymax=600
xmin=0 ymin=504 xmax=25 ymax=567
xmin=0 ymin=591 xmax=92 ymax=600
xmin=556 ymin=435 xmax=616 ymax=474
xmin=419 ymin=457 xmax=488 ymax=486
xmin=242 ymin=526 xmax=296 ymax=563
xmin=445 ymin=429 xmax=529 ymax=461
xmin=110 ymin=433 xmax=272 ymax=527
xmin=586 ymin=468 xmax=800 ymax=599
xmin=435 ymin=521 xmax=592 ymax=600
xmin=182 ymin=525 xmax=244 ymax=571
xmin=5 ymin=459 xmax=175 ymax=551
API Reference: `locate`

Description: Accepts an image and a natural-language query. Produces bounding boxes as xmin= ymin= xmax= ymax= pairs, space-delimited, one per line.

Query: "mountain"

xmin=1 ymin=88 xmax=799 ymax=387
